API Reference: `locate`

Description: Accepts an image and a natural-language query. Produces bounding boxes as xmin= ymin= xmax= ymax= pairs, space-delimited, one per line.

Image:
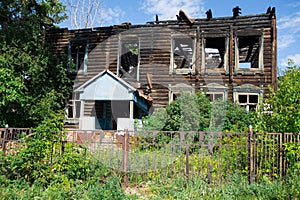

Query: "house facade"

xmin=46 ymin=9 xmax=277 ymax=130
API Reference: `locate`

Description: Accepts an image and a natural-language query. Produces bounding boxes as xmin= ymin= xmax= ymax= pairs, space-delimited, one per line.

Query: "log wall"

xmin=46 ymin=13 xmax=277 ymax=109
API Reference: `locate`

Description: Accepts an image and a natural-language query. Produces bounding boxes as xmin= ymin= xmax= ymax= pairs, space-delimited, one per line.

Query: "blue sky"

xmin=60 ymin=0 xmax=300 ymax=71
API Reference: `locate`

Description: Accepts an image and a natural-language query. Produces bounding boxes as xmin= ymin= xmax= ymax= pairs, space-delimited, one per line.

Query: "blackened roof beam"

xmin=233 ymin=6 xmax=242 ymax=17
xmin=206 ymin=9 xmax=213 ymax=20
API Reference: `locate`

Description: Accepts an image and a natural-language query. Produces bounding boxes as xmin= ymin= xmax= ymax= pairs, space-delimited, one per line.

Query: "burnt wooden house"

xmin=46 ymin=8 xmax=277 ymax=130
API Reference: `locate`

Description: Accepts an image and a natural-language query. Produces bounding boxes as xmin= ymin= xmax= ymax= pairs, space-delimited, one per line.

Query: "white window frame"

xmin=234 ymin=30 xmax=264 ymax=71
xmin=205 ymin=92 xmax=225 ymax=101
xmin=170 ymin=33 xmax=196 ymax=74
xmin=117 ymin=35 xmax=140 ymax=81
xmin=201 ymin=36 xmax=229 ymax=72
xmin=234 ymin=92 xmax=261 ymax=112
xmin=168 ymin=83 xmax=195 ymax=103
xmin=200 ymin=83 xmax=228 ymax=102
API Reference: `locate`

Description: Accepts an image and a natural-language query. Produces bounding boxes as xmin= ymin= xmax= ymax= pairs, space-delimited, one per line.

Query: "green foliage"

xmin=135 ymin=173 xmax=300 ymax=199
xmin=143 ymin=92 xmax=252 ymax=132
xmin=255 ymin=59 xmax=300 ymax=133
xmin=0 ymin=1 xmax=71 ymax=127
xmin=284 ymin=142 xmax=300 ymax=169
xmin=141 ymin=108 xmax=167 ymax=130
xmin=157 ymin=92 xmax=211 ymax=131
xmin=223 ymin=101 xmax=254 ymax=132
xmin=0 ymin=68 xmax=27 ymax=126
xmin=0 ymin=176 xmax=127 ymax=200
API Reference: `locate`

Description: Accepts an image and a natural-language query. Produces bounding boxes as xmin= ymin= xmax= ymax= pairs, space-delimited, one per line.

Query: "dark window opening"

xmin=205 ymin=37 xmax=225 ymax=69
xmin=249 ymin=104 xmax=257 ymax=111
xmin=173 ymin=93 xmax=179 ymax=101
xmin=237 ymin=36 xmax=260 ymax=69
xmin=237 ymin=93 xmax=259 ymax=112
xmin=238 ymin=94 xmax=247 ymax=103
xmin=68 ymin=39 xmax=88 ymax=72
xmin=119 ymin=39 xmax=139 ymax=79
xmin=173 ymin=37 xmax=194 ymax=70
xmin=249 ymin=95 xmax=258 ymax=103
xmin=66 ymin=100 xmax=80 ymax=118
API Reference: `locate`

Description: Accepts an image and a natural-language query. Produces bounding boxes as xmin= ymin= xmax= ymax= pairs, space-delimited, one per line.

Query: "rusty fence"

xmin=0 ymin=128 xmax=31 ymax=155
xmin=66 ymin=129 xmax=300 ymax=184
xmin=1 ymin=128 xmax=299 ymax=185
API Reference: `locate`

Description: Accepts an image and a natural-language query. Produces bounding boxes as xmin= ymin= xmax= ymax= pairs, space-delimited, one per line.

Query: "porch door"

xmin=95 ymin=101 xmax=112 ymax=130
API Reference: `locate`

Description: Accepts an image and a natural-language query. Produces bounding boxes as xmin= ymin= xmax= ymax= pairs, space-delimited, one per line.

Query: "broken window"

xmin=68 ymin=38 xmax=88 ymax=73
xmin=118 ymin=37 xmax=139 ymax=80
xmin=170 ymin=35 xmax=195 ymax=74
xmin=235 ymin=35 xmax=263 ymax=69
xmin=236 ymin=93 xmax=259 ymax=112
xmin=203 ymin=37 xmax=228 ymax=70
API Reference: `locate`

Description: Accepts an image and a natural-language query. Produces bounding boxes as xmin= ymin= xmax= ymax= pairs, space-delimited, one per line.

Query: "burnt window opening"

xmin=237 ymin=93 xmax=259 ymax=112
xmin=236 ymin=36 xmax=261 ymax=69
xmin=171 ymin=36 xmax=195 ymax=74
xmin=204 ymin=37 xmax=227 ymax=69
xmin=68 ymin=38 xmax=88 ymax=73
xmin=119 ymin=38 xmax=139 ymax=80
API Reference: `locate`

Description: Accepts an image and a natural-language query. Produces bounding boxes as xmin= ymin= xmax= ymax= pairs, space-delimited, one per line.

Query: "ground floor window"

xmin=205 ymin=92 xmax=224 ymax=101
xmin=236 ymin=93 xmax=259 ymax=112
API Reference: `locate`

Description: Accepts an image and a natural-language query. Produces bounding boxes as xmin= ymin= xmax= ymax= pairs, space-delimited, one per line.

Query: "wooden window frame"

xmin=234 ymin=92 xmax=260 ymax=112
xmin=234 ymin=30 xmax=264 ymax=72
xmin=170 ymin=34 xmax=196 ymax=75
xmin=68 ymin=38 xmax=88 ymax=74
xmin=201 ymin=36 xmax=229 ymax=72
xmin=117 ymin=35 xmax=140 ymax=81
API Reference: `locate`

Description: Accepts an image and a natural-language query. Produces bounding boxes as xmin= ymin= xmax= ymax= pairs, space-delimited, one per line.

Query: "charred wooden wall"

xmin=46 ymin=13 xmax=277 ymax=109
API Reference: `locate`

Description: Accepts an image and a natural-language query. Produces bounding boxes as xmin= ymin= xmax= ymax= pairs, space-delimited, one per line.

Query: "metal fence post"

xmin=122 ymin=130 xmax=129 ymax=185
xmin=248 ymin=125 xmax=254 ymax=184
xmin=185 ymin=145 xmax=189 ymax=183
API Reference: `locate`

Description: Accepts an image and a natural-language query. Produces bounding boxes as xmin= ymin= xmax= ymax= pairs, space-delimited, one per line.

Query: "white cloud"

xmin=99 ymin=6 xmax=125 ymax=26
xmin=287 ymin=2 xmax=300 ymax=8
xmin=280 ymin=54 xmax=300 ymax=68
xmin=140 ymin=0 xmax=205 ymax=20
xmin=278 ymin=12 xmax=300 ymax=32
xmin=277 ymin=12 xmax=300 ymax=50
xmin=278 ymin=34 xmax=296 ymax=50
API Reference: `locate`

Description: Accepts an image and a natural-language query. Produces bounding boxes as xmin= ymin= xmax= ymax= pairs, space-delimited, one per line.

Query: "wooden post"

xmin=122 ymin=130 xmax=129 ymax=185
xmin=279 ymin=133 xmax=283 ymax=178
xmin=129 ymin=101 xmax=134 ymax=120
xmin=248 ymin=125 xmax=253 ymax=184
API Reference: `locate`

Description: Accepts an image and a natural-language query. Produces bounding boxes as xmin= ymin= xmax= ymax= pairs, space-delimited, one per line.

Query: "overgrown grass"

xmin=129 ymin=167 xmax=300 ymax=199
xmin=1 ymin=159 xmax=299 ymax=199
xmin=0 ymin=175 xmax=128 ymax=200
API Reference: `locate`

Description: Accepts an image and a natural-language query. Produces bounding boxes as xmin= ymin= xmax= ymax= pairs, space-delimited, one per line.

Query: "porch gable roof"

xmin=74 ymin=70 xmax=136 ymax=101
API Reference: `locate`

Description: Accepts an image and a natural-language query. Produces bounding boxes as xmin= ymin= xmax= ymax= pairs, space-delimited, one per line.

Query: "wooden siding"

xmin=46 ymin=13 xmax=277 ymax=109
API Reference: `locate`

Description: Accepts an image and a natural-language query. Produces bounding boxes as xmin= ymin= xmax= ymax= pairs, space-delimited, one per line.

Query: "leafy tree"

xmin=142 ymin=92 xmax=253 ymax=132
xmin=223 ymin=101 xmax=254 ymax=132
xmin=255 ymin=59 xmax=300 ymax=133
xmin=164 ymin=92 xmax=211 ymax=131
xmin=0 ymin=0 xmax=70 ymax=127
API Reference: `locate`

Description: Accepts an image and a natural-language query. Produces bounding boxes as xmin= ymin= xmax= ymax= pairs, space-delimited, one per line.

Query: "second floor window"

xmin=170 ymin=35 xmax=196 ymax=74
xmin=202 ymin=37 xmax=228 ymax=71
xmin=68 ymin=38 xmax=88 ymax=73
xmin=118 ymin=37 xmax=140 ymax=81
xmin=235 ymin=34 xmax=264 ymax=70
